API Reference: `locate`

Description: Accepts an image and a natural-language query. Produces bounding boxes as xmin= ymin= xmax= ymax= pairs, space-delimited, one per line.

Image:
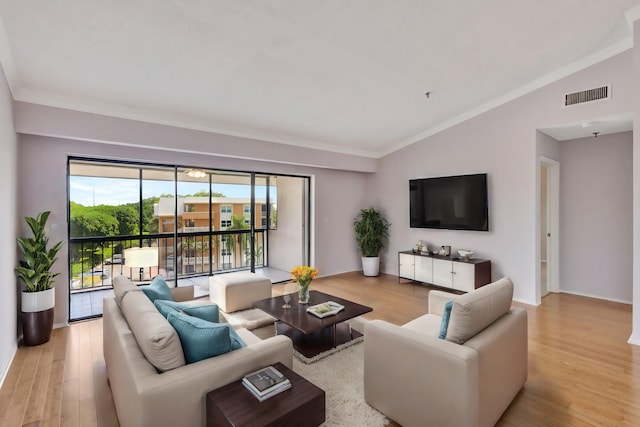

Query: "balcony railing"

xmin=69 ymin=229 xmax=266 ymax=292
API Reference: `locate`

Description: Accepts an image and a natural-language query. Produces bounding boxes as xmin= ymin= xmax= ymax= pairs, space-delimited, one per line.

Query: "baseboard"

xmin=0 ymin=341 xmax=18 ymax=390
xmin=559 ymin=289 xmax=632 ymax=305
xmin=628 ymin=334 xmax=640 ymax=346
xmin=513 ymin=297 xmax=539 ymax=307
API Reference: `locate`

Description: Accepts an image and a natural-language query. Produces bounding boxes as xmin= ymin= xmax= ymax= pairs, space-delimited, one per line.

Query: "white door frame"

xmin=540 ymin=157 xmax=560 ymax=300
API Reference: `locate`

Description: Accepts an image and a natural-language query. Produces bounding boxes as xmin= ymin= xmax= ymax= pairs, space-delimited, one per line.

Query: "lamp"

xmin=124 ymin=247 xmax=159 ymax=282
xmin=185 ymin=168 xmax=207 ymax=178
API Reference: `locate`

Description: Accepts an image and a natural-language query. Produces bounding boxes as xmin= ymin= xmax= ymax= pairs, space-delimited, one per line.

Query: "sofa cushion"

xmin=438 ymin=300 xmax=454 ymax=339
xmin=167 ymin=311 xmax=235 ymax=363
xmin=141 ymin=275 xmax=175 ymax=303
xmin=120 ymin=290 xmax=185 ymax=372
xmin=112 ymin=275 xmax=140 ymax=307
xmin=154 ymin=300 xmax=220 ymax=323
xmin=445 ymin=277 xmax=514 ymax=344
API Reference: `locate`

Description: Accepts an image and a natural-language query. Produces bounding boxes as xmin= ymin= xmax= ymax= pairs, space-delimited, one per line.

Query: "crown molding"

xmin=625 ymin=4 xmax=640 ymax=26
xmin=379 ymin=37 xmax=633 ymax=158
xmin=0 ymin=15 xmax=17 ymax=95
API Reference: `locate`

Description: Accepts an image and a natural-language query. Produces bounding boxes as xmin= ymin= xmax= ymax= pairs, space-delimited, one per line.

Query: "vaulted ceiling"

xmin=0 ymin=1 xmax=639 ymax=157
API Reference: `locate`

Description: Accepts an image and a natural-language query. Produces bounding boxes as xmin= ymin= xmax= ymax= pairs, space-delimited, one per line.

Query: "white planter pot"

xmin=22 ymin=287 xmax=55 ymax=312
xmin=362 ymin=256 xmax=380 ymax=277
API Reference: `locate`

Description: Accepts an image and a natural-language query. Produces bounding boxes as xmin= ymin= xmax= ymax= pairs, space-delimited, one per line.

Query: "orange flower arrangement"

xmin=290 ymin=265 xmax=318 ymax=288
xmin=291 ymin=266 xmax=318 ymax=304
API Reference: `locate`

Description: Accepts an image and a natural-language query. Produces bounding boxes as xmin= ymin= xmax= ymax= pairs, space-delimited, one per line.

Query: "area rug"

xmin=219 ymin=308 xmax=276 ymax=331
xmin=293 ymin=341 xmax=389 ymax=426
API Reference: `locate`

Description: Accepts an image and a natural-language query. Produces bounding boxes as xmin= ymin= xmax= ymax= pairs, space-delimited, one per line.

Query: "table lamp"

xmin=124 ymin=247 xmax=158 ymax=281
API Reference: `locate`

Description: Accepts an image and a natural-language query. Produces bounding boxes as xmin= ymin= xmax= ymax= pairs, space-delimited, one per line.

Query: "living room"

xmin=1 ymin=2 xmax=640 ymax=426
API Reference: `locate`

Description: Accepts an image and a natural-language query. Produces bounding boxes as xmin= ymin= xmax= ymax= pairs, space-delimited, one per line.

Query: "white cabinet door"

xmin=399 ymin=253 xmax=415 ymax=280
xmin=453 ymin=262 xmax=475 ymax=292
xmin=415 ymin=256 xmax=433 ymax=283
xmin=432 ymin=259 xmax=453 ymax=288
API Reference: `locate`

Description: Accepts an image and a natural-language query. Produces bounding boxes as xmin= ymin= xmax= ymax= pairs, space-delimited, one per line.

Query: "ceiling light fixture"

xmin=185 ymin=168 xmax=207 ymax=178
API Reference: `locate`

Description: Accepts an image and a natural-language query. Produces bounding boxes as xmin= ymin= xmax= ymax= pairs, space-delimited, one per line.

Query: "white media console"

xmin=398 ymin=250 xmax=491 ymax=292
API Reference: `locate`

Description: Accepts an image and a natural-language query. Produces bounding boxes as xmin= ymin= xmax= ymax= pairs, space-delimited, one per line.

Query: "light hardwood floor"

xmin=1 ymin=272 xmax=640 ymax=426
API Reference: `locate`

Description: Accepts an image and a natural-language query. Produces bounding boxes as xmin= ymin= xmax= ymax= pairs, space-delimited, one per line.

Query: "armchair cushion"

xmin=445 ymin=277 xmax=513 ymax=344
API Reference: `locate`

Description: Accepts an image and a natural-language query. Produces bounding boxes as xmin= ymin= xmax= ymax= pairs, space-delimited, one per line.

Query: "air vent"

xmin=563 ymin=85 xmax=610 ymax=107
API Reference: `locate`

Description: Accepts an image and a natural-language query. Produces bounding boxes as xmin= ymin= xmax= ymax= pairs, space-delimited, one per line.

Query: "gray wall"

xmin=559 ymin=132 xmax=633 ymax=302
xmin=17 ymin=135 xmax=370 ymax=326
xmin=0 ymin=66 xmax=17 ymax=387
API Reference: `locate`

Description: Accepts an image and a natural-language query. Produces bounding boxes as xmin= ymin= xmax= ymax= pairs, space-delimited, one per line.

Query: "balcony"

xmin=69 ymin=229 xmax=276 ymax=320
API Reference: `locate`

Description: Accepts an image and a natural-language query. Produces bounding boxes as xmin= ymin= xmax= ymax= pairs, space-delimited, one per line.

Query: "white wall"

xmin=17 ymin=135 xmax=370 ymax=326
xmin=0 ymin=66 xmax=18 ymax=387
xmin=559 ymin=132 xmax=633 ymax=302
xmin=374 ymin=50 xmax=633 ymax=305
xmin=268 ymin=176 xmax=305 ymax=271
xmin=631 ymin=18 xmax=640 ymax=345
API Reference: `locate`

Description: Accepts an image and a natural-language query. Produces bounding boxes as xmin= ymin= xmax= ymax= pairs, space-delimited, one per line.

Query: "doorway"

xmin=540 ymin=157 xmax=560 ymax=300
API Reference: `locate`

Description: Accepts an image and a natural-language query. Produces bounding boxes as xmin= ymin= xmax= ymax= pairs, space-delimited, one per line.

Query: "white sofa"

xmin=103 ymin=277 xmax=293 ymax=427
xmin=364 ymin=277 xmax=527 ymax=427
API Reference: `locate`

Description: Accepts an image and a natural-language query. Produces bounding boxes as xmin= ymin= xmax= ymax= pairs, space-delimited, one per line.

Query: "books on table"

xmin=242 ymin=365 xmax=291 ymax=402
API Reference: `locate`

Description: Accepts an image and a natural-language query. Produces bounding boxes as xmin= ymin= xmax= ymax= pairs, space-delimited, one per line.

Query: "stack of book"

xmin=242 ymin=365 xmax=292 ymax=402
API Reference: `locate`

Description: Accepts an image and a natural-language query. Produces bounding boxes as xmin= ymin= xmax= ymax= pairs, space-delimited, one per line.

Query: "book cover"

xmin=243 ymin=365 xmax=288 ymax=393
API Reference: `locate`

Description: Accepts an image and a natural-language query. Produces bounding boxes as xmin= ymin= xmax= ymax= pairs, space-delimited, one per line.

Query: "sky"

xmin=69 ymin=177 xmax=275 ymax=207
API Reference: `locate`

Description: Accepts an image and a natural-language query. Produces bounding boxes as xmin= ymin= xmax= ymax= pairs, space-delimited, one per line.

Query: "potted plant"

xmin=15 ymin=211 xmax=63 ymax=346
xmin=354 ymin=207 xmax=390 ymax=276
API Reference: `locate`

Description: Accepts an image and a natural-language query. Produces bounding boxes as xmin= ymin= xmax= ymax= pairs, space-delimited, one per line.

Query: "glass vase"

xmin=298 ymin=283 xmax=310 ymax=304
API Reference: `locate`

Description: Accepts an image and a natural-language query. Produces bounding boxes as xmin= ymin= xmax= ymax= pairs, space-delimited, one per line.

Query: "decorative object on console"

xmin=439 ymin=245 xmax=451 ymax=256
xmin=15 ymin=211 xmax=63 ymax=346
xmin=353 ymin=207 xmax=390 ymax=276
xmin=414 ymin=240 xmax=425 ymax=253
xmin=458 ymin=250 xmax=474 ymax=261
xmin=290 ymin=265 xmax=318 ymax=304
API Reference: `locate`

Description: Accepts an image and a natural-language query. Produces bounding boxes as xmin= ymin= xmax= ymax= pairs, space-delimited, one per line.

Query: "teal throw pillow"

xmin=438 ymin=300 xmax=454 ymax=340
xmin=167 ymin=311 xmax=232 ymax=363
xmin=140 ymin=275 xmax=174 ymax=303
xmin=228 ymin=326 xmax=247 ymax=351
xmin=154 ymin=300 xmax=220 ymax=323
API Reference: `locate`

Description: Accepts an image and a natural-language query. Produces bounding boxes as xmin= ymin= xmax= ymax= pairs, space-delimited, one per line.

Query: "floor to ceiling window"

xmin=68 ymin=158 xmax=310 ymax=321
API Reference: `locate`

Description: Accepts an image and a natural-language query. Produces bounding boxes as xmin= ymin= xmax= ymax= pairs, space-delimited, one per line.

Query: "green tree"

xmin=225 ymin=214 xmax=250 ymax=261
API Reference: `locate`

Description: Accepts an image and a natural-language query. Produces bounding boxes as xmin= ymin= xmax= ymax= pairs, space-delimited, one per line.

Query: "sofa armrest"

xmin=428 ymin=289 xmax=460 ymax=316
xmin=364 ymin=319 xmax=479 ymax=427
xmin=170 ymin=285 xmax=194 ymax=302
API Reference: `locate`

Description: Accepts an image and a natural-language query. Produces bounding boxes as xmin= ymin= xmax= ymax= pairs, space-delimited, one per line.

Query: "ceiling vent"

xmin=563 ymin=85 xmax=610 ymax=107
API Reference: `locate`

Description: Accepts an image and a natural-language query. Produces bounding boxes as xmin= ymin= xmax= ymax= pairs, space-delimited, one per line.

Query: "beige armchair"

xmin=364 ymin=278 xmax=527 ymax=427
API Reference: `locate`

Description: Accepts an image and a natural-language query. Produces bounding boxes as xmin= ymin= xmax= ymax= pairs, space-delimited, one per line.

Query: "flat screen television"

xmin=409 ymin=173 xmax=488 ymax=231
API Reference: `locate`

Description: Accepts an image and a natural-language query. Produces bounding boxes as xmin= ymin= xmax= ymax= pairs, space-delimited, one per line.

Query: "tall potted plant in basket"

xmin=15 ymin=211 xmax=63 ymax=346
xmin=354 ymin=207 xmax=390 ymax=277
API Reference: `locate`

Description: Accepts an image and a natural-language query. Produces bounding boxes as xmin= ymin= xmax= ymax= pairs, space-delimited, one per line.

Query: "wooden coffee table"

xmin=253 ymin=290 xmax=372 ymax=358
xmin=206 ymin=362 xmax=325 ymax=426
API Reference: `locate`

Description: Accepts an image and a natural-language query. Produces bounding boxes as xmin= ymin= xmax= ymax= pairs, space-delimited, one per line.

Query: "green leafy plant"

xmin=354 ymin=207 xmax=390 ymax=257
xmin=15 ymin=211 xmax=63 ymax=293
